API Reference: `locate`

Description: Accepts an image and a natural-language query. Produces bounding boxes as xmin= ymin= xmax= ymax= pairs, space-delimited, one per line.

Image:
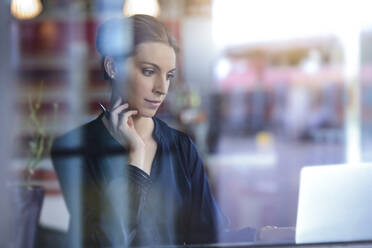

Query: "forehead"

xmin=133 ymin=42 xmax=176 ymax=70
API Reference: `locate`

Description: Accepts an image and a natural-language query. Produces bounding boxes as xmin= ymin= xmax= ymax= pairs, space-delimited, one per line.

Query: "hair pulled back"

xmin=96 ymin=14 xmax=178 ymax=81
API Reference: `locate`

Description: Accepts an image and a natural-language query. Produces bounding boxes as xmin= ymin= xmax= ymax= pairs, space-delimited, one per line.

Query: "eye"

xmin=142 ymin=68 xmax=154 ymax=76
xmin=166 ymin=73 xmax=175 ymax=81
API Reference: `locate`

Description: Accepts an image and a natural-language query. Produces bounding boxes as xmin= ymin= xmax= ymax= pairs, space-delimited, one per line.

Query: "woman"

xmin=51 ymin=15 xmax=257 ymax=247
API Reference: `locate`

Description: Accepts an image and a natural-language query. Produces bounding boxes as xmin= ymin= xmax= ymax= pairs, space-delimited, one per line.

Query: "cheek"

xmin=128 ymin=73 xmax=152 ymax=96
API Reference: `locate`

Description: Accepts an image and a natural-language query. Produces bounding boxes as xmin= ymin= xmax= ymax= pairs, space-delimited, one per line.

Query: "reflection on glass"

xmin=11 ymin=0 xmax=43 ymax=20
xmin=6 ymin=0 xmax=372 ymax=247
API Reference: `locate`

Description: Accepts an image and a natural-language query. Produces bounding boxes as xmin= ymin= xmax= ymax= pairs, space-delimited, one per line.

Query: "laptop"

xmin=296 ymin=164 xmax=372 ymax=244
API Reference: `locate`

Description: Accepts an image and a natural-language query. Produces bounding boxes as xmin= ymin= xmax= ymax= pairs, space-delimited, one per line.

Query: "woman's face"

xmin=117 ymin=42 xmax=176 ymax=118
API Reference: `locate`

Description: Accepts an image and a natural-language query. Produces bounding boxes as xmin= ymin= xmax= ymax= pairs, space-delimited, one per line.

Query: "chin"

xmin=138 ymin=108 xmax=157 ymax=118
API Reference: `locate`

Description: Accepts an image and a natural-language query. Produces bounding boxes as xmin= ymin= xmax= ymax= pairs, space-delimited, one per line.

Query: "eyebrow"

xmin=140 ymin=61 xmax=176 ymax=73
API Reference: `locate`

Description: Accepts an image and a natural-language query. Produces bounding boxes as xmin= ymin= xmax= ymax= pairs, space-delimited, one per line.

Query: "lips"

xmin=145 ymin=99 xmax=161 ymax=108
xmin=145 ymin=99 xmax=161 ymax=103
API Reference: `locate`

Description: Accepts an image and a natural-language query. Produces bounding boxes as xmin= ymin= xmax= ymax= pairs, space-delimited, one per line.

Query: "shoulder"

xmin=51 ymin=116 xmax=100 ymax=157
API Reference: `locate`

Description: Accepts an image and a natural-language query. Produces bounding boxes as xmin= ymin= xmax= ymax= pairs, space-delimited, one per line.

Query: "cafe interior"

xmin=1 ymin=0 xmax=372 ymax=247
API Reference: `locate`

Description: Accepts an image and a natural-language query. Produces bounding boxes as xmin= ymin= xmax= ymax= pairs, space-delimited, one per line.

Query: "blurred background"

xmin=2 ymin=0 xmax=372 ymax=247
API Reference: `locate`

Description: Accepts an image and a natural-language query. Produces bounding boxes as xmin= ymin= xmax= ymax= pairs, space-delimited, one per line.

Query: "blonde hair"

xmin=131 ymin=14 xmax=178 ymax=53
xmin=96 ymin=14 xmax=178 ymax=80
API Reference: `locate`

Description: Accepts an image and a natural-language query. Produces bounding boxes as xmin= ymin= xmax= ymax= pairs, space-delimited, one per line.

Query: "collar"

xmin=94 ymin=113 xmax=163 ymax=149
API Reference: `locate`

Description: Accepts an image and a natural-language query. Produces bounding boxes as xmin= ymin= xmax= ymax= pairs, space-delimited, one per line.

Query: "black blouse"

xmin=51 ymin=114 xmax=256 ymax=247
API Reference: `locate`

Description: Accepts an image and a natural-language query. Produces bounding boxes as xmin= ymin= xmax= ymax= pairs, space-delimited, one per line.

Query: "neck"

xmin=132 ymin=114 xmax=154 ymax=141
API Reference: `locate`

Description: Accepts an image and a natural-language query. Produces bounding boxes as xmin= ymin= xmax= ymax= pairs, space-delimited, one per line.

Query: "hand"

xmin=103 ymin=98 xmax=146 ymax=169
xmin=256 ymin=226 xmax=296 ymax=242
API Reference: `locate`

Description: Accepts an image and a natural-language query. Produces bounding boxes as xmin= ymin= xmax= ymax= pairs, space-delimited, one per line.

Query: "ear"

xmin=104 ymin=56 xmax=116 ymax=79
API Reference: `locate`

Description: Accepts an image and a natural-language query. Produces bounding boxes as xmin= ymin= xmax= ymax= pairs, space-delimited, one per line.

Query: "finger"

xmin=119 ymin=110 xmax=138 ymax=127
xmin=110 ymin=104 xmax=129 ymax=129
xmin=112 ymin=97 xmax=122 ymax=110
xmin=112 ymin=103 xmax=129 ymax=114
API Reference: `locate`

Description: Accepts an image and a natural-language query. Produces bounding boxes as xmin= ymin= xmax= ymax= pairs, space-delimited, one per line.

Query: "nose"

xmin=153 ymin=75 xmax=168 ymax=96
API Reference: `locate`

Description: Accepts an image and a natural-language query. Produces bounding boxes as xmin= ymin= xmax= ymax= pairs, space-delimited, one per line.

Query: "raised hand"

xmin=103 ymin=98 xmax=146 ymax=171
